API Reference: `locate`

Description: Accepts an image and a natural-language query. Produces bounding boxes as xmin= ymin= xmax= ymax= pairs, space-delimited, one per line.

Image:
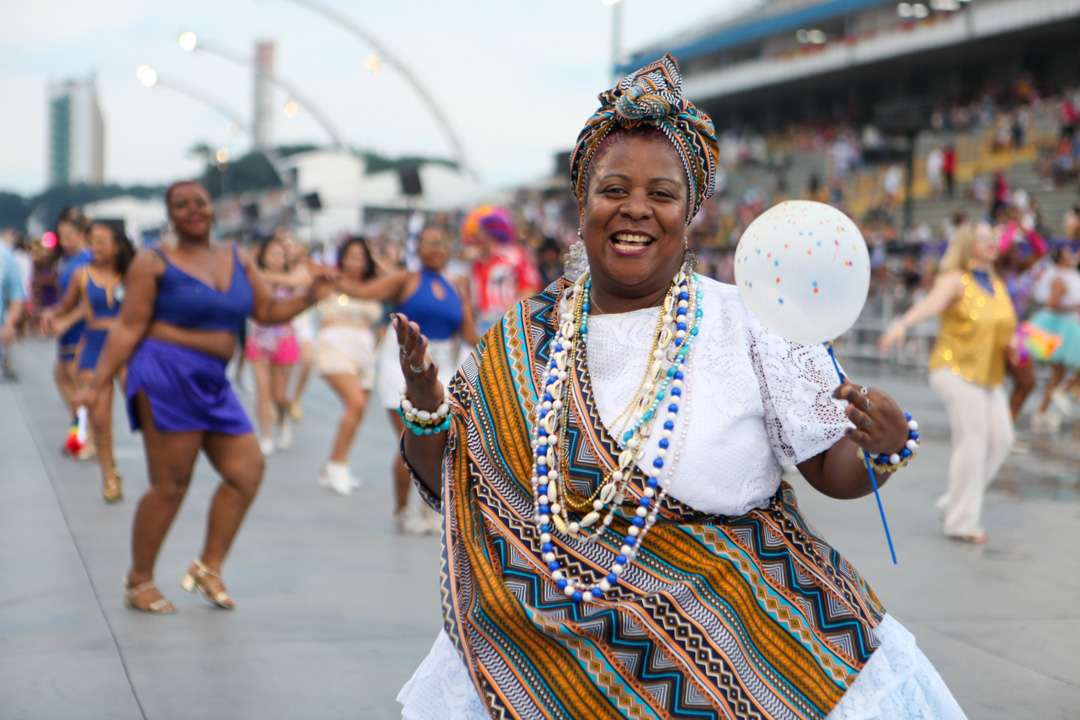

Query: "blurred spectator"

xmin=882 ymin=164 xmax=903 ymax=203
xmin=925 ymin=145 xmax=943 ymax=198
xmin=0 ymin=239 xmax=27 ymax=380
xmin=1060 ymin=93 xmax=1078 ymax=138
xmin=990 ymin=171 xmax=1011 ymax=219
xmin=1065 ymin=202 xmax=1080 ymax=241
xmin=943 ymin=145 xmax=956 ymax=199
xmin=9 ymin=233 xmax=32 ymax=336
xmin=463 ymin=207 xmax=540 ymax=333
xmin=535 ymin=237 xmax=563 ymax=288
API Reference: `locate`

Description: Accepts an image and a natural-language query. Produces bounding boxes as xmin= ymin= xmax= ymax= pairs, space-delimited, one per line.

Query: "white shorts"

xmin=316 ymin=325 xmax=377 ymax=390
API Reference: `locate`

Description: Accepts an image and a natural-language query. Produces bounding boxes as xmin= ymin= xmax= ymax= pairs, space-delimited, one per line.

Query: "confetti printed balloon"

xmin=734 ymin=200 xmax=871 ymax=344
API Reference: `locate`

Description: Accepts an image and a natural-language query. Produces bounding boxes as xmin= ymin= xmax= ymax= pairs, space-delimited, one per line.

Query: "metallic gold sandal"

xmin=179 ymin=558 xmax=235 ymax=609
xmin=123 ymin=579 xmax=177 ymax=614
xmin=103 ymin=472 xmax=123 ymax=503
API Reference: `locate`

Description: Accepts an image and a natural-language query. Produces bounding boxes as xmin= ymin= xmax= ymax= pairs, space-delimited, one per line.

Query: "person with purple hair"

xmin=465 ymin=207 xmax=540 ymax=332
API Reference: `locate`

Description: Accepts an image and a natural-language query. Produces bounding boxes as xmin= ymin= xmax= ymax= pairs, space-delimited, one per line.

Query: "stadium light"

xmin=913 ymin=3 xmax=929 ymax=17
xmin=179 ymin=31 xmax=198 ymax=52
xmin=363 ymin=54 xmax=386 ymax=75
xmin=216 ymin=147 xmax=230 ymax=163
xmin=283 ymin=101 xmax=299 ymax=117
xmin=136 ymin=64 xmax=158 ymax=87
xmin=897 ymin=3 xmax=912 ymax=17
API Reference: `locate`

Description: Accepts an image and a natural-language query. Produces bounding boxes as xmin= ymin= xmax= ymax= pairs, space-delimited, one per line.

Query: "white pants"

xmin=928 ymin=368 xmax=1014 ymax=537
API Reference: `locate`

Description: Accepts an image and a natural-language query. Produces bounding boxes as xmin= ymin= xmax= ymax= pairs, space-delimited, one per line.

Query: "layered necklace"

xmin=530 ymin=269 xmax=703 ymax=602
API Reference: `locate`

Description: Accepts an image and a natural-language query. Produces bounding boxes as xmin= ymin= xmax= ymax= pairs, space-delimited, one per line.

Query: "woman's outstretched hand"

xmin=878 ymin=323 xmax=906 ymax=352
xmin=835 ymin=382 xmax=909 ymax=456
xmin=301 ymin=260 xmax=338 ymax=303
xmin=393 ymin=313 xmax=445 ymax=411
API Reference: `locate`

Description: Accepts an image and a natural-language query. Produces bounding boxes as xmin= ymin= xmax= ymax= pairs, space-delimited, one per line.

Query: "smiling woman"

xmin=76 ymin=180 xmax=336 ymax=615
xmin=393 ymin=55 xmax=967 ymax=720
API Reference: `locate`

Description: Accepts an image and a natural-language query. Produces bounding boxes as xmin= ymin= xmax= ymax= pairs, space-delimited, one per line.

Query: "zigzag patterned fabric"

xmin=570 ymin=53 xmax=720 ymax=226
xmin=424 ymin=279 xmax=885 ymax=720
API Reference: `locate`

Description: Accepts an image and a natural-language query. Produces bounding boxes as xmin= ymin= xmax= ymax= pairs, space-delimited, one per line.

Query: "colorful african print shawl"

xmin=425 ymin=280 xmax=885 ymax=720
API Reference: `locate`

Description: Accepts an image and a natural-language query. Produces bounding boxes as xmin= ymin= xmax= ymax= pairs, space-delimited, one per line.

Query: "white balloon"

xmin=734 ymin=201 xmax=871 ymax=344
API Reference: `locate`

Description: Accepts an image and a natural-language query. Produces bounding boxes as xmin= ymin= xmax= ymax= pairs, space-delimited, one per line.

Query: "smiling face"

xmin=57 ymin=220 xmax=87 ymax=256
xmin=89 ymin=225 xmax=119 ymax=266
xmin=417 ymin=228 xmax=449 ymax=271
xmin=167 ymin=183 xmax=213 ymax=241
xmin=261 ymin=239 xmax=287 ymax=272
xmin=340 ymin=241 xmax=370 ymax=280
xmin=578 ymin=133 xmax=688 ymax=312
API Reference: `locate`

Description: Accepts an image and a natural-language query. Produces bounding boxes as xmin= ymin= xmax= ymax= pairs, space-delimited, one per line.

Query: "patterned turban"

xmin=570 ymin=54 xmax=719 ymax=226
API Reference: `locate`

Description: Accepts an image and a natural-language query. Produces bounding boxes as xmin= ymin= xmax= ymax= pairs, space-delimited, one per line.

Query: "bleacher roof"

xmin=616 ymin=0 xmax=892 ymax=75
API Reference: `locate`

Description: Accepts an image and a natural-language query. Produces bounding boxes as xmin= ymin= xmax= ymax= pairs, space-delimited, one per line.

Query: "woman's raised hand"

xmin=393 ymin=313 xmax=445 ymax=411
xmin=834 ymin=382 xmax=909 ymax=457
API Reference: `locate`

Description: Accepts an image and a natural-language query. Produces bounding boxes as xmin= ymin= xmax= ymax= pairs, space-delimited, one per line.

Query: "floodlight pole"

xmin=277 ymin=0 xmax=474 ymax=178
xmin=184 ymin=35 xmax=350 ymax=153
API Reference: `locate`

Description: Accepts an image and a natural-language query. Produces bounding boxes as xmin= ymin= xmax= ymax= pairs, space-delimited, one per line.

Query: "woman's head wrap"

xmin=570 ymin=54 xmax=719 ymax=226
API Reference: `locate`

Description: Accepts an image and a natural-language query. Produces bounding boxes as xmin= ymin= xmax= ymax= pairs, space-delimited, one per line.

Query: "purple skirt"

xmin=126 ymin=338 xmax=252 ymax=435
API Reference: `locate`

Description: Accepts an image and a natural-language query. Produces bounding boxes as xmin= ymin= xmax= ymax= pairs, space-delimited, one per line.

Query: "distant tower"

xmin=253 ymin=41 xmax=275 ymax=151
xmin=47 ymin=76 xmax=105 ymax=187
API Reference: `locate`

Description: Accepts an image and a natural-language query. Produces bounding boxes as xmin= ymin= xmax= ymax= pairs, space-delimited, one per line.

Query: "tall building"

xmin=253 ymin=42 xmax=275 ymax=151
xmin=48 ymin=76 xmax=105 ymax=187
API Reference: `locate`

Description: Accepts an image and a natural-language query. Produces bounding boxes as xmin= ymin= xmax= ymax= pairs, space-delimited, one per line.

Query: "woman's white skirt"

xmin=397 ymin=615 xmax=967 ymax=720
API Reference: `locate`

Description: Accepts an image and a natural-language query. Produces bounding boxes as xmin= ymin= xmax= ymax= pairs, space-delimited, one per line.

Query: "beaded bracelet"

xmin=399 ymin=384 xmax=451 ymax=435
xmin=857 ymin=412 xmax=920 ymax=473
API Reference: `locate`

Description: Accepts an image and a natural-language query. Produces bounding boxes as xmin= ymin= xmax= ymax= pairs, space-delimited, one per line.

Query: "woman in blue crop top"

xmin=341 ymin=226 xmax=479 ymax=532
xmin=78 ymin=181 xmax=335 ymax=614
xmin=45 ymin=221 xmax=135 ymax=503
xmin=51 ymin=207 xmax=93 ymax=449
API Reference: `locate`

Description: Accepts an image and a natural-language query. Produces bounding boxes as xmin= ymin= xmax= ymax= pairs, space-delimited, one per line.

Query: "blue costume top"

xmin=397 ymin=269 xmax=463 ymax=341
xmin=58 ymin=248 xmax=92 ymax=294
xmin=81 ymin=268 xmax=122 ymax=321
xmin=56 ymin=248 xmax=92 ymax=358
xmin=152 ymin=246 xmax=253 ymax=335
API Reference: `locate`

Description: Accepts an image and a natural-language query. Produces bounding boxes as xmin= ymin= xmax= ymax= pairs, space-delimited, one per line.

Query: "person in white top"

xmin=1026 ymin=246 xmax=1080 ymax=430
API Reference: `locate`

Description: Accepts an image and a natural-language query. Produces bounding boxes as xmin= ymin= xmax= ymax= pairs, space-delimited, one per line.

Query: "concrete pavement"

xmin=1 ymin=337 xmax=1078 ymax=719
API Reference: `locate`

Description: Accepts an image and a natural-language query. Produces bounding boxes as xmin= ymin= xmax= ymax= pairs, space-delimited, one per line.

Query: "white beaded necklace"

xmin=530 ymin=269 xmax=703 ymax=602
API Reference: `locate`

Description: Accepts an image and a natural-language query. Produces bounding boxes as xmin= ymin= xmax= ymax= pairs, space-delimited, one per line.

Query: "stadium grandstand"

xmin=618 ymin=0 xmax=1080 ymax=237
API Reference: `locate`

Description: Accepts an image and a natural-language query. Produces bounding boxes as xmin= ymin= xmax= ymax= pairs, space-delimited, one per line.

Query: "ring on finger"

xmin=409 ymin=363 xmax=426 ymax=374
xmin=863 ymin=418 xmax=873 ymax=430
xmin=865 ymin=400 xmax=873 ymax=411
xmin=860 ymin=386 xmax=869 ymax=395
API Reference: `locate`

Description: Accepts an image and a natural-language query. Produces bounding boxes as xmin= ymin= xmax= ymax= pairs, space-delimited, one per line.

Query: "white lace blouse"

xmin=585 ymin=276 xmax=850 ymax=516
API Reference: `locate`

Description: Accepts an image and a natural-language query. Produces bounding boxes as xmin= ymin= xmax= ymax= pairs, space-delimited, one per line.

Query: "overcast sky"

xmin=0 ymin=0 xmax=761 ymax=196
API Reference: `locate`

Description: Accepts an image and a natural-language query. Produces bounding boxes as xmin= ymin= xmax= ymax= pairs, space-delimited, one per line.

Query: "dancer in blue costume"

xmin=78 ymin=181 xmax=336 ymax=614
xmin=45 ymin=221 xmax=135 ymax=502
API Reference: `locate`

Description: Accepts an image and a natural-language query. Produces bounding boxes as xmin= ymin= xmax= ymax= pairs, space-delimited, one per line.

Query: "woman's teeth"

xmin=611 ymin=233 xmax=654 ymax=249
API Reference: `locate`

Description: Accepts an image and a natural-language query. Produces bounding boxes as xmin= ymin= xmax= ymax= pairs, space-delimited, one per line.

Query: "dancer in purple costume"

xmin=78 ymin=181 xmax=335 ymax=614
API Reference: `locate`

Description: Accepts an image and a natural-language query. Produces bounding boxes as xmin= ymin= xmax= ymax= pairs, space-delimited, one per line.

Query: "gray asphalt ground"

xmin=1 ymin=337 xmax=1077 ymax=719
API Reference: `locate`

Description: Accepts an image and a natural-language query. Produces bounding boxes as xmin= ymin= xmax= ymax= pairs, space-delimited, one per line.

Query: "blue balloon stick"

xmin=826 ymin=343 xmax=898 ymax=565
